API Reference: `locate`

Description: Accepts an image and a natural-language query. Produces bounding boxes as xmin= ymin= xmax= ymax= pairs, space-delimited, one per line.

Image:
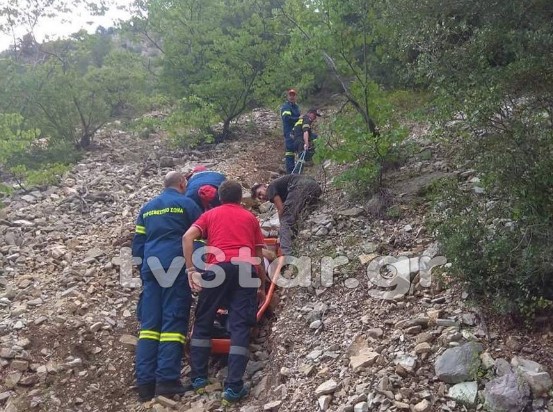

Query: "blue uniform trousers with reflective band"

xmin=190 ymin=262 xmax=258 ymax=392
xmin=135 ymin=267 xmax=191 ymax=386
xmin=284 ymin=133 xmax=297 ymax=174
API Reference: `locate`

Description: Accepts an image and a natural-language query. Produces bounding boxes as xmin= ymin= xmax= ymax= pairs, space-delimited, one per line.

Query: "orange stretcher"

xmin=209 ymin=237 xmax=283 ymax=355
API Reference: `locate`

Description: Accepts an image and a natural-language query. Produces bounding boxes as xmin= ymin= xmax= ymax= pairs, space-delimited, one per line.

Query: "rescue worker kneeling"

xmin=183 ymin=180 xmax=267 ymax=405
xmin=131 ymin=171 xmax=202 ymax=401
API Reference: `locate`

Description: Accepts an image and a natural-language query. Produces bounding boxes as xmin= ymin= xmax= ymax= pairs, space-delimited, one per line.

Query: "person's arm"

xmin=131 ymin=209 xmax=146 ymax=272
xmin=303 ymin=130 xmax=309 ymax=151
xmin=273 ymin=194 xmax=284 ymax=218
xmin=183 ymin=225 xmax=203 ymax=292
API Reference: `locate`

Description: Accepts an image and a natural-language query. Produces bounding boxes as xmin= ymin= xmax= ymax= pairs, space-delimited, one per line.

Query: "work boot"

xmin=221 ymin=386 xmax=249 ymax=406
xmin=155 ymin=380 xmax=188 ymax=397
xmin=137 ymin=383 xmax=155 ymax=402
xmin=191 ymin=377 xmax=210 ymax=394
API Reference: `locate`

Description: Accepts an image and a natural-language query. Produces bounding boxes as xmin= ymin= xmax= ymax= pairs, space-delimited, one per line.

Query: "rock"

xmin=484 ymin=373 xmax=530 ymax=412
xmin=448 ymin=381 xmax=478 ymax=406
xmin=119 ymin=334 xmax=138 ymax=349
xmin=495 ymin=358 xmax=513 ymax=377
xmin=159 ymin=156 xmax=175 ymax=167
xmin=315 ymin=380 xmax=339 ymax=396
xmin=350 ymin=348 xmax=379 ymax=372
xmin=434 ymin=342 xmax=483 ymax=383
xmin=367 ymin=328 xmax=384 ymax=339
xmin=263 ymin=400 xmax=282 ymax=411
xmin=338 ymin=207 xmax=364 ymax=217
xmin=353 ymin=402 xmax=369 ymax=412
xmin=317 ymin=395 xmax=331 ymax=411
xmin=505 ymin=336 xmax=522 ymax=351
xmin=480 ymin=352 xmax=495 ymax=369
xmin=310 ymin=320 xmax=322 ymax=329
xmin=307 ymin=350 xmax=323 ymax=361
xmin=10 ymin=360 xmax=29 ymax=371
xmin=156 ymin=396 xmax=177 ymax=408
xmin=394 ymin=353 xmax=417 ymax=373
xmin=21 ymin=195 xmax=36 ymax=203
xmin=512 ymin=357 xmax=553 ymax=396
xmin=414 ymin=399 xmax=431 ymax=412
xmin=414 ymin=342 xmax=432 ymax=355
xmin=4 ymin=371 xmax=22 ymax=389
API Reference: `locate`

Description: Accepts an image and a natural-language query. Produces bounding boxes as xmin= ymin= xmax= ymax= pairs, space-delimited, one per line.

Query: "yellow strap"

xmin=160 ymin=332 xmax=186 ymax=344
xmin=135 ymin=225 xmax=146 ymax=234
xmin=294 ymin=119 xmax=303 ymax=127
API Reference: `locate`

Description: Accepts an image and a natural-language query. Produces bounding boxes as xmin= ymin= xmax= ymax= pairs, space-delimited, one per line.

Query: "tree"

xmin=133 ymin=0 xmax=286 ymax=142
xmin=392 ymin=0 xmax=553 ymax=316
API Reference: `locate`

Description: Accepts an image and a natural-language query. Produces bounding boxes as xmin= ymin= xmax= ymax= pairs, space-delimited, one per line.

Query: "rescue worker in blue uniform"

xmin=185 ymin=166 xmax=227 ymax=211
xmin=131 ymin=171 xmax=202 ymax=402
xmin=292 ymin=108 xmax=321 ymax=163
xmin=280 ymin=89 xmax=301 ymax=173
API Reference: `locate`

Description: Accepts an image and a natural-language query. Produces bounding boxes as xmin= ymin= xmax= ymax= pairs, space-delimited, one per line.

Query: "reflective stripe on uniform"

xmin=281 ymin=110 xmax=292 ymax=117
xmin=285 ymin=151 xmax=295 ymax=156
xmin=160 ymin=332 xmax=186 ymax=344
xmin=135 ymin=225 xmax=146 ymax=234
xmin=294 ymin=119 xmax=303 ymax=127
xmin=190 ymin=338 xmax=211 ymax=348
xmin=139 ymin=330 xmax=160 ymax=340
xmin=229 ymin=345 xmax=249 ymax=356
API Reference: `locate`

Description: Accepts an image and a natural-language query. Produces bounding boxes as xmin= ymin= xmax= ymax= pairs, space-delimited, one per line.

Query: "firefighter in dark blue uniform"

xmin=280 ymin=89 xmax=301 ymax=173
xmin=185 ymin=167 xmax=227 ymax=211
xmin=131 ymin=171 xmax=202 ymax=401
xmin=292 ymin=108 xmax=321 ymax=163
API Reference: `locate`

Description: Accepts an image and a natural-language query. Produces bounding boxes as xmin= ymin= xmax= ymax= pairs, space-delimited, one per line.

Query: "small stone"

xmin=156 ymin=396 xmax=177 ymax=408
xmin=414 ymin=342 xmax=432 ymax=355
xmin=414 ymin=399 xmax=431 ymax=412
xmin=480 ymin=352 xmax=495 ymax=369
xmin=354 ymin=402 xmax=369 ymax=412
xmin=317 ymin=395 xmax=332 ymax=411
xmin=367 ymin=328 xmax=384 ymax=339
xmin=350 ymin=349 xmax=379 ymax=372
xmin=393 ymin=401 xmax=410 ymax=409
xmin=90 ymin=322 xmax=103 ymax=332
xmin=119 ymin=334 xmax=138 ymax=349
xmin=263 ymin=400 xmax=282 ymax=411
xmin=310 ymin=320 xmax=322 ymax=329
xmin=10 ymin=360 xmax=29 ymax=371
xmin=315 ymin=379 xmax=339 ymax=396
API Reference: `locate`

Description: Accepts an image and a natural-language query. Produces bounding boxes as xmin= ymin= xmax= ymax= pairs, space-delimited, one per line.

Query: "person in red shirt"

xmin=182 ymin=180 xmax=266 ymax=405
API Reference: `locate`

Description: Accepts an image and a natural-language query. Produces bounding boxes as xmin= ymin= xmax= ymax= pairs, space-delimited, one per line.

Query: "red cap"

xmin=287 ymin=89 xmax=297 ymax=95
xmin=198 ymin=185 xmax=217 ymax=209
xmin=192 ymin=165 xmax=207 ymax=173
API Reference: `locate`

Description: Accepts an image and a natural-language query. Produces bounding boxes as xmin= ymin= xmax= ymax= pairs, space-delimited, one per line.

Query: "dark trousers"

xmin=189 ymin=262 xmax=258 ymax=391
xmin=284 ymin=133 xmax=296 ymax=174
xmin=135 ymin=268 xmax=191 ymax=385
xmin=280 ymin=177 xmax=322 ymax=255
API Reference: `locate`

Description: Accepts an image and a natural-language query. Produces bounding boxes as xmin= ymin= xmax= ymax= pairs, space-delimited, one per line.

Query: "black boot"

xmin=137 ymin=383 xmax=155 ymax=402
xmin=155 ymin=380 xmax=190 ymax=397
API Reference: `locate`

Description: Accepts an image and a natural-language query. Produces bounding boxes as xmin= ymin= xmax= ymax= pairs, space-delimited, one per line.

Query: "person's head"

xmin=218 ymin=180 xmax=243 ymax=204
xmin=251 ymin=183 xmax=268 ymax=202
xmin=287 ymin=89 xmax=297 ymax=104
xmin=164 ymin=171 xmax=187 ymax=193
xmin=307 ymin=108 xmax=322 ymax=121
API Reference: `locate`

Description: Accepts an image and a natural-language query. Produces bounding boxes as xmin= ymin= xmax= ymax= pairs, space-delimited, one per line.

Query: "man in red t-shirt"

xmin=182 ymin=180 xmax=266 ymax=405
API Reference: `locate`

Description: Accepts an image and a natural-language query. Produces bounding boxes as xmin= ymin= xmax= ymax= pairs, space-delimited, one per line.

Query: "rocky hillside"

xmin=0 ymin=108 xmax=552 ymax=412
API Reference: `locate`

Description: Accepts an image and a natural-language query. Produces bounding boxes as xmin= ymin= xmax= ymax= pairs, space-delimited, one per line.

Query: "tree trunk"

xmin=80 ymin=133 xmax=91 ymax=148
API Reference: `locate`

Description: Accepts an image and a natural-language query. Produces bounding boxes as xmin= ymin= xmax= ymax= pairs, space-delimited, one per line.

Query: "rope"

xmin=291 ymin=151 xmax=306 ymax=175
